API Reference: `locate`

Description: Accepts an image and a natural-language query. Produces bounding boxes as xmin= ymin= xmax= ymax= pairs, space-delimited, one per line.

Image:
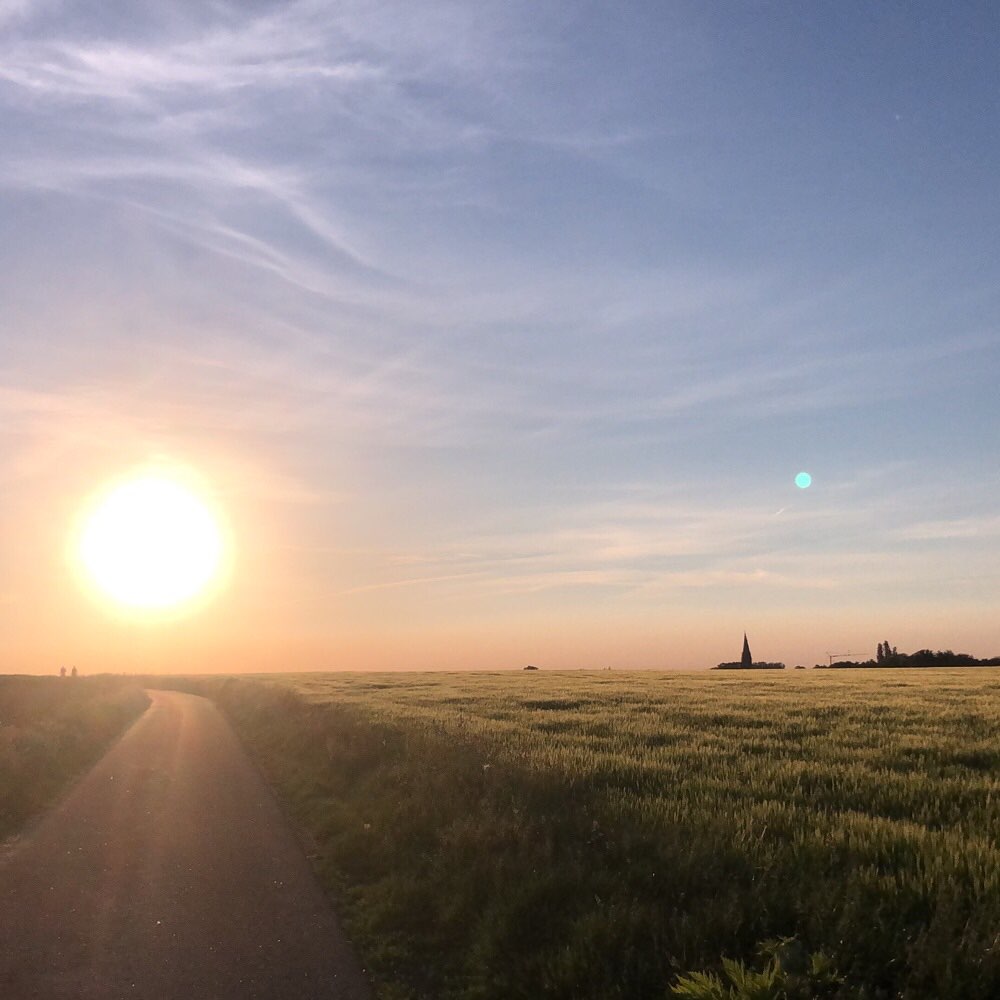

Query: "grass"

xmin=0 ymin=675 xmax=149 ymax=841
xmin=156 ymin=669 xmax=1000 ymax=999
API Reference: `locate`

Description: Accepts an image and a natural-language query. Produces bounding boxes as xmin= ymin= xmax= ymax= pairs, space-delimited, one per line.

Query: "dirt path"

xmin=0 ymin=689 xmax=372 ymax=1000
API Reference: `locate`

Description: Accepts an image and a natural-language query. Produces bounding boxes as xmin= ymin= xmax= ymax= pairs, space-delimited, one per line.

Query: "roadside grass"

xmin=0 ymin=675 xmax=149 ymax=841
xmin=164 ymin=670 xmax=1000 ymax=1000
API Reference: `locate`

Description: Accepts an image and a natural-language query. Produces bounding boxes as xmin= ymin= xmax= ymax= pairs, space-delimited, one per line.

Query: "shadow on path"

xmin=0 ymin=690 xmax=371 ymax=1000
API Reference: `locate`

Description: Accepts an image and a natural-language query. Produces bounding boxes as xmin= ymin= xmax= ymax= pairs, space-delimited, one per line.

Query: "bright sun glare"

xmin=77 ymin=473 xmax=226 ymax=611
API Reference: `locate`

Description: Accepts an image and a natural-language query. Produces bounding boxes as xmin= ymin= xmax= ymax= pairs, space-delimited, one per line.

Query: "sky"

xmin=2 ymin=0 xmax=999 ymax=673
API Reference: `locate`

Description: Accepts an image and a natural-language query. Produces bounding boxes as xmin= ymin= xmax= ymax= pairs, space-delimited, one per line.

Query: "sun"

xmin=76 ymin=471 xmax=227 ymax=612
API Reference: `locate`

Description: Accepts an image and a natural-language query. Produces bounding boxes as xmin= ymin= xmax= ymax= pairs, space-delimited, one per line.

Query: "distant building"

xmin=713 ymin=633 xmax=785 ymax=670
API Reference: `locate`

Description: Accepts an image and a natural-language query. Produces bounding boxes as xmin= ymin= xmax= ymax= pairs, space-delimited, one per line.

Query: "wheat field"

xmin=178 ymin=669 xmax=1000 ymax=999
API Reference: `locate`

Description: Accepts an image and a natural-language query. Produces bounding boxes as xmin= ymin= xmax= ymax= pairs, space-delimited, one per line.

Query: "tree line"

xmin=818 ymin=640 xmax=1000 ymax=669
xmin=713 ymin=661 xmax=786 ymax=670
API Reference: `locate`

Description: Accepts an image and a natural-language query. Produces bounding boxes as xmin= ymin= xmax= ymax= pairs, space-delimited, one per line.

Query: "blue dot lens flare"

xmin=795 ymin=471 xmax=812 ymax=489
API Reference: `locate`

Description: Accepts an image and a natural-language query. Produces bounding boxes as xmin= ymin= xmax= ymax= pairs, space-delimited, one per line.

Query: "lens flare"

xmin=794 ymin=471 xmax=812 ymax=489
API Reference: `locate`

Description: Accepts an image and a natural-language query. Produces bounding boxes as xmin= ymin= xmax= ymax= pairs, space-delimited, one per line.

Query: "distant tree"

xmin=714 ymin=661 xmax=785 ymax=670
xmin=872 ymin=647 xmax=995 ymax=668
xmin=59 ymin=666 xmax=66 ymax=678
xmin=876 ymin=642 xmax=884 ymax=664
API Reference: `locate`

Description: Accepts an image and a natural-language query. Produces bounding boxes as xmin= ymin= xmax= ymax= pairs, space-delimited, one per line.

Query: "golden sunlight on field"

xmin=73 ymin=468 xmax=229 ymax=615
xmin=168 ymin=668 xmax=1000 ymax=999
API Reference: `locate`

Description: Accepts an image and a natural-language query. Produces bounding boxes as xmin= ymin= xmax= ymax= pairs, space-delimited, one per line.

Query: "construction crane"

xmin=825 ymin=651 xmax=861 ymax=666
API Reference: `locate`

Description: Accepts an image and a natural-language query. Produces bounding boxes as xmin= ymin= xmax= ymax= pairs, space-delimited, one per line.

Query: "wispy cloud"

xmin=2 ymin=2 xmax=998 ymax=667
xmin=0 ymin=0 xmax=47 ymax=29
xmin=895 ymin=516 xmax=1000 ymax=542
xmin=0 ymin=6 xmax=380 ymax=101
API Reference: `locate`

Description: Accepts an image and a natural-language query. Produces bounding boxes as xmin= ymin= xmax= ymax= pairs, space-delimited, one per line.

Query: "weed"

xmin=0 ymin=675 xmax=149 ymax=839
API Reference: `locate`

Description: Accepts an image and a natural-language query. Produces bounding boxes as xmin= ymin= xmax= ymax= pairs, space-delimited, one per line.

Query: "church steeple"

xmin=741 ymin=633 xmax=752 ymax=668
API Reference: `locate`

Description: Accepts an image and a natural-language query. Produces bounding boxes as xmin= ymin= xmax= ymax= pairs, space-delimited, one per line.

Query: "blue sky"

xmin=1 ymin=1 xmax=998 ymax=670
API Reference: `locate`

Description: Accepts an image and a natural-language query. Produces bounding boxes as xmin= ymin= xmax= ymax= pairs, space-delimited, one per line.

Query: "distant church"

xmin=713 ymin=633 xmax=785 ymax=670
